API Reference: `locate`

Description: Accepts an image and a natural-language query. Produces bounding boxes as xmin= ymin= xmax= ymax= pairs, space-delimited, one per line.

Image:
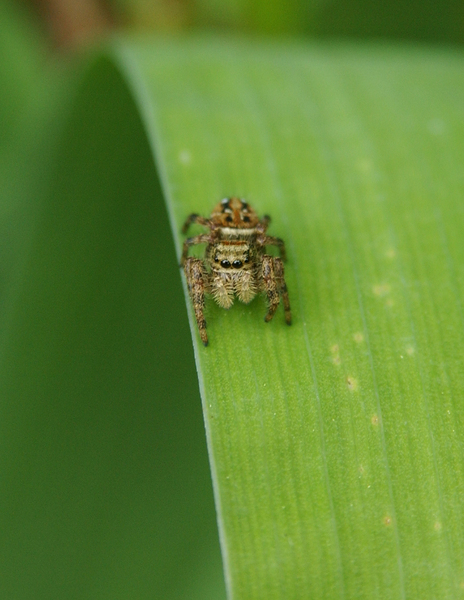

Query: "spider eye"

xmin=243 ymin=216 xmax=250 ymax=223
xmin=220 ymin=259 xmax=231 ymax=268
xmin=214 ymin=256 xmax=219 ymax=262
xmin=232 ymin=260 xmax=243 ymax=268
xmin=244 ymin=255 xmax=250 ymax=263
xmin=225 ymin=215 xmax=233 ymax=223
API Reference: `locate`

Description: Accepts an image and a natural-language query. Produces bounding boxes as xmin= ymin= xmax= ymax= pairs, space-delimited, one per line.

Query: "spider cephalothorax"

xmin=181 ymin=197 xmax=291 ymax=346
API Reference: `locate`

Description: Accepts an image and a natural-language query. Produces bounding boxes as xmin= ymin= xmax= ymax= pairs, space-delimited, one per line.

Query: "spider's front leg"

xmin=261 ymin=255 xmax=292 ymax=325
xmin=256 ymin=215 xmax=287 ymax=261
xmin=181 ymin=233 xmax=214 ymax=266
xmin=257 ymin=234 xmax=287 ymax=262
xmin=183 ymin=257 xmax=209 ymax=346
xmin=181 ymin=214 xmax=211 ymax=234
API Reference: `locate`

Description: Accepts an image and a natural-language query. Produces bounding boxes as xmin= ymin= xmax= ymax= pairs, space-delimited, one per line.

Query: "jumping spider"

xmin=181 ymin=197 xmax=291 ymax=346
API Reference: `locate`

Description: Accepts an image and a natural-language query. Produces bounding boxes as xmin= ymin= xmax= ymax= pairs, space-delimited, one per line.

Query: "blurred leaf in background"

xmin=314 ymin=0 xmax=464 ymax=44
xmin=0 ymin=0 xmax=61 ymax=335
xmin=22 ymin=0 xmax=464 ymax=47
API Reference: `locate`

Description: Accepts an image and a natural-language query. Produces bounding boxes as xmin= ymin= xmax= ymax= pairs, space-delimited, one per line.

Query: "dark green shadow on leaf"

xmin=0 ymin=57 xmax=225 ymax=600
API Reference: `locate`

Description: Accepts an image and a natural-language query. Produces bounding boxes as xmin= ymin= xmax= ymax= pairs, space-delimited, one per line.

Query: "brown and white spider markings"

xmin=181 ymin=197 xmax=291 ymax=346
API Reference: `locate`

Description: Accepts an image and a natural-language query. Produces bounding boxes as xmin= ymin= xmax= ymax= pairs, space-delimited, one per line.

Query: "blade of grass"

xmin=113 ymin=39 xmax=464 ymax=599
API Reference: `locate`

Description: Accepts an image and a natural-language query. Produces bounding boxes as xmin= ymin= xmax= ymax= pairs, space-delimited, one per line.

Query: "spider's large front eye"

xmin=232 ymin=260 xmax=242 ymax=268
xmin=221 ymin=259 xmax=231 ymax=268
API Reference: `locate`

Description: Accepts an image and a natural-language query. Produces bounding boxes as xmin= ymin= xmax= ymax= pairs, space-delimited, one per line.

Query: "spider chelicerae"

xmin=181 ymin=197 xmax=291 ymax=346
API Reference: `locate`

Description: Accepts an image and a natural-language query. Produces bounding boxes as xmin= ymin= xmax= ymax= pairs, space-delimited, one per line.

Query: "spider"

xmin=181 ymin=197 xmax=291 ymax=346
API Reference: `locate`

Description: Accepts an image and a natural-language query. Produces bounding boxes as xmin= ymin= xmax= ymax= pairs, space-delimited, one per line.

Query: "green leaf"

xmin=2 ymin=32 xmax=464 ymax=599
xmin=113 ymin=40 xmax=464 ymax=598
